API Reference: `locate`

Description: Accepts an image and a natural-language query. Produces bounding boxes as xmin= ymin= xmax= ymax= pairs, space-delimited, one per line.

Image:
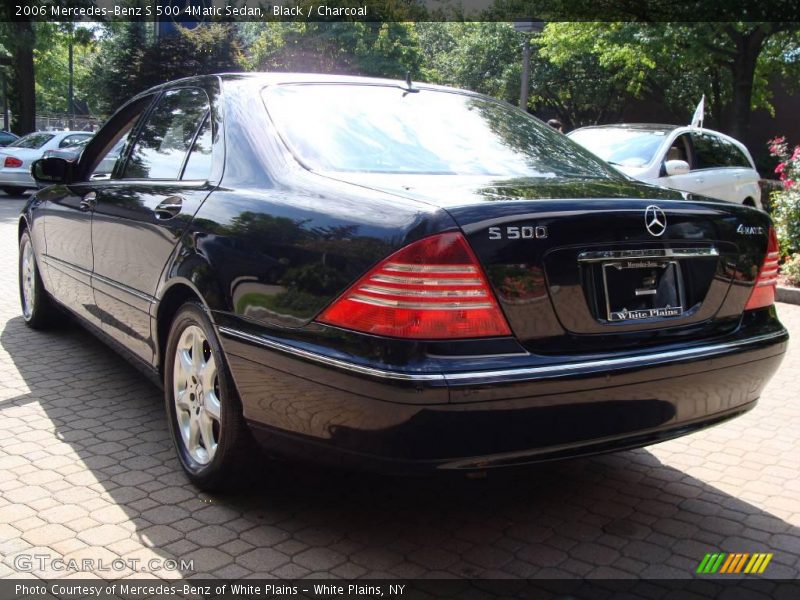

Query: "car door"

xmin=40 ymin=100 xmax=154 ymax=327
xmin=87 ymin=86 xmax=218 ymax=364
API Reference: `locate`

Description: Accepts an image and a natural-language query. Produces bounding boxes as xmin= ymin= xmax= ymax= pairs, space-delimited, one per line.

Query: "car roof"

xmin=134 ymin=72 xmax=483 ymax=100
xmin=571 ymin=123 xmax=681 ymax=133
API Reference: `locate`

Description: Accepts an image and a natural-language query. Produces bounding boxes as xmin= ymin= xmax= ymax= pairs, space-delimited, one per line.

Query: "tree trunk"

xmin=725 ymin=26 xmax=767 ymax=142
xmin=8 ymin=21 xmax=36 ymax=134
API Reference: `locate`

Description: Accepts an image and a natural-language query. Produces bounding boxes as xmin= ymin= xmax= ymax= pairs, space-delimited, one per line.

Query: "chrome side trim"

xmin=43 ymin=255 xmax=157 ymax=305
xmin=43 ymin=254 xmax=157 ymax=304
xmin=217 ymin=327 xmax=444 ymax=382
xmin=92 ymin=272 xmax=157 ymax=305
xmin=43 ymin=254 xmax=92 ymax=278
xmin=578 ymin=247 xmax=719 ymax=263
xmin=444 ymin=330 xmax=786 ymax=383
xmin=218 ymin=326 xmax=787 ymax=385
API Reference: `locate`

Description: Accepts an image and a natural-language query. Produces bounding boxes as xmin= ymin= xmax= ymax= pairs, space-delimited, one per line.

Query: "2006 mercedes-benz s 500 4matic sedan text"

xmin=20 ymin=74 xmax=788 ymax=490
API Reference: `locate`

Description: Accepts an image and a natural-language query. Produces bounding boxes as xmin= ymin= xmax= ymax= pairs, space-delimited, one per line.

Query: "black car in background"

xmin=21 ymin=74 xmax=787 ymax=490
xmin=0 ymin=130 xmax=19 ymax=147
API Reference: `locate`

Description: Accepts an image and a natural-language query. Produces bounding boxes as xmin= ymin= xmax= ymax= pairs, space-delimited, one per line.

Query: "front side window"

xmin=123 ymin=88 xmax=210 ymax=180
xmin=88 ymin=97 xmax=154 ymax=181
xmin=691 ymin=133 xmax=743 ymax=170
xmin=9 ymin=133 xmax=54 ymax=149
xmin=265 ymin=84 xmax=622 ymax=179
xmin=664 ymin=134 xmax=691 ymax=165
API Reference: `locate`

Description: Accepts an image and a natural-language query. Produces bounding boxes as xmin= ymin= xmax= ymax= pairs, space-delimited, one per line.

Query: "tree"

xmin=0 ymin=21 xmax=36 ymax=133
xmin=244 ymin=22 xmax=422 ymax=79
xmin=92 ymin=23 xmax=244 ymax=116
xmin=535 ymin=22 xmax=800 ymax=139
xmin=418 ymin=22 xmax=520 ymax=103
xmin=91 ymin=22 xmax=150 ymax=115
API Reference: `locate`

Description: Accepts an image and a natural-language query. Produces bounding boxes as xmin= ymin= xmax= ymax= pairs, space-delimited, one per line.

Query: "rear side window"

xmin=123 ymin=88 xmax=210 ymax=180
xmin=692 ymin=133 xmax=750 ymax=169
xmin=181 ymin=114 xmax=213 ymax=180
xmin=719 ymin=139 xmax=751 ymax=168
xmin=59 ymin=133 xmax=92 ymax=148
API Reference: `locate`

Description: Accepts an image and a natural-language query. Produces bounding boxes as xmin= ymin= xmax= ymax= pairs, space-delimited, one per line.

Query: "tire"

xmin=3 ymin=187 xmax=26 ymax=196
xmin=164 ymin=302 xmax=254 ymax=490
xmin=19 ymin=230 xmax=57 ymax=329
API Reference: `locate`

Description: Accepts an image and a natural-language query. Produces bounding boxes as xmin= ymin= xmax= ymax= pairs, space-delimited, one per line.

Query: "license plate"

xmin=602 ymin=259 xmax=684 ymax=322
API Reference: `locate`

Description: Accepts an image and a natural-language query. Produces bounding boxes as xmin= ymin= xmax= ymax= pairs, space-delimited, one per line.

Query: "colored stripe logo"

xmin=696 ymin=553 xmax=773 ymax=574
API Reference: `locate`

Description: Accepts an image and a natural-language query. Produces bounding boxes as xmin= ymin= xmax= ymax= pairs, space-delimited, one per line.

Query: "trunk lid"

xmin=329 ymin=173 xmax=771 ymax=352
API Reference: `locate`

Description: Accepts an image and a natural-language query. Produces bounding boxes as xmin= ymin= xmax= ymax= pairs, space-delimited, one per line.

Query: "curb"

xmin=777 ymin=286 xmax=800 ymax=305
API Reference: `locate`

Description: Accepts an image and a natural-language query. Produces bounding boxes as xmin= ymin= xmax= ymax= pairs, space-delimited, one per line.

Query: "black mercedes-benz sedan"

xmin=20 ymin=74 xmax=787 ymax=490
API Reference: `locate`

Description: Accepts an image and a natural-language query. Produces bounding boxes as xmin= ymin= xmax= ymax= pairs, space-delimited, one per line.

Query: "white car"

xmin=568 ymin=124 xmax=762 ymax=209
xmin=0 ymin=130 xmax=93 ymax=196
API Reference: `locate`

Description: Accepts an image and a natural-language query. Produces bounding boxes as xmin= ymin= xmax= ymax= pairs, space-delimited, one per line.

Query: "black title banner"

xmin=6 ymin=579 xmax=800 ymax=600
xmin=3 ymin=0 xmax=800 ymax=22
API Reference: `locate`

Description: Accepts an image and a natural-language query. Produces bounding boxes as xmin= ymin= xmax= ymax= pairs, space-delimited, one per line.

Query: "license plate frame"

xmin=601 ymin=259 xmax=684 ymax=322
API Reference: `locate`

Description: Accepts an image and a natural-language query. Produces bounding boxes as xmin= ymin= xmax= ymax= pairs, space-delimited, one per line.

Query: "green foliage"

xmin=529 ymin=23 xmax=800 ymax=137
xmin=33 ymin=23 xmax=98 ymax=115
xmin=781 ymin=254 xmax=800 ymax=287
xmin=243 ymin=22 xmax=422 ymax=79
xmin=91 ymin=21 xmax=151 ymax=115
xmin=418 ymin=22 xmax=520 ymax=102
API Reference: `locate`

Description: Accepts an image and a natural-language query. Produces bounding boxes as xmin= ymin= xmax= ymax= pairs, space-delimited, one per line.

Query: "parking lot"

xmin=1 ymin=195 xmax=798 ymax=580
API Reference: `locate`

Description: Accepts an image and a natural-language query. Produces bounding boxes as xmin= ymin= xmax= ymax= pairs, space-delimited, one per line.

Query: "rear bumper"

xmin=0 ymin=170 xmax=34 ymax=188
xmin=219 ymin=325 xmax=788 ymax=473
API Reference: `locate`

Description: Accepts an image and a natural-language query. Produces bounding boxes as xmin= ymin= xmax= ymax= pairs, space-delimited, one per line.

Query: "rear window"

xmin=263 ymin=84 xmax=620 ymax=179
xmin=9 ymin=132 xmax=55 ymax=149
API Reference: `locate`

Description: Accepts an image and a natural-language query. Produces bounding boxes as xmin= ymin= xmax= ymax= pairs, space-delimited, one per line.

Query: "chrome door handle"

xmin=695 ymin=177 xmax=705 ymax=183
xmin=79 ymin=192 xmax=97 ymax=211
xmin=155 ymin=196 xmax=184 ymax=220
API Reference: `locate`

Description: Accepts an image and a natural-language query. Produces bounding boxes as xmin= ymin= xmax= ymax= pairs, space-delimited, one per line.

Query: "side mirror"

xmin=664 ymin=159 xmax=690 ymax=176
xmin=31 ymin=157 xmax=72 ymax=186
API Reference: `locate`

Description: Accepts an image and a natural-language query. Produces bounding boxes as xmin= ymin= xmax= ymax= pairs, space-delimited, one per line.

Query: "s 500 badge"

xmin=488 ymin=225 xmax=548 ymax=240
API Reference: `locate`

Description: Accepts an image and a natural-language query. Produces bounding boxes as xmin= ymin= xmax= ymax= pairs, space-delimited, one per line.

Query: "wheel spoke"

xmin=204 ymin=390 xmax=221 ymax=421
xmin=188 ymin=415 xmax=201 ymax=449
xmin=200 ymin=353 xmax=216 ymax=393
xmin=177 ymin=349 xmax=193 ymax=382
xmin=175 ymin=388 xmax=191 ymax=412
xmin=199 ymin=412 xmax=217 ymax=458
xmin=192 ymin=331 xmax=204 ymax=371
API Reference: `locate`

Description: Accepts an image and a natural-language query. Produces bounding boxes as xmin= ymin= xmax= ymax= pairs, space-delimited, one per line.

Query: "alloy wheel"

xmin=173 ymin=325 xmax=221 ymax=464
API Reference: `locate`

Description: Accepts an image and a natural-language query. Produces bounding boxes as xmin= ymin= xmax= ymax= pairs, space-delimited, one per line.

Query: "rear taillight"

xmin=4 ymin=156 xmax=22 ymax=168
xmin=745 ymin=227 xmax=779 ymax=311
xmin=317 ymin=232 xmax=512 ymax=339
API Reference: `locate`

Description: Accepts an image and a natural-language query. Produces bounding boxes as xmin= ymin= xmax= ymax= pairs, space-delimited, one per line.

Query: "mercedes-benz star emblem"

xmin=644 ymin=205 xmax=667 ymax=237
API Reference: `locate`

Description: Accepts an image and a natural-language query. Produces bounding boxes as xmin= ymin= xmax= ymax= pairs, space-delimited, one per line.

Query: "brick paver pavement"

xmin=1 ymin=196 xmax=798 ymax=579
